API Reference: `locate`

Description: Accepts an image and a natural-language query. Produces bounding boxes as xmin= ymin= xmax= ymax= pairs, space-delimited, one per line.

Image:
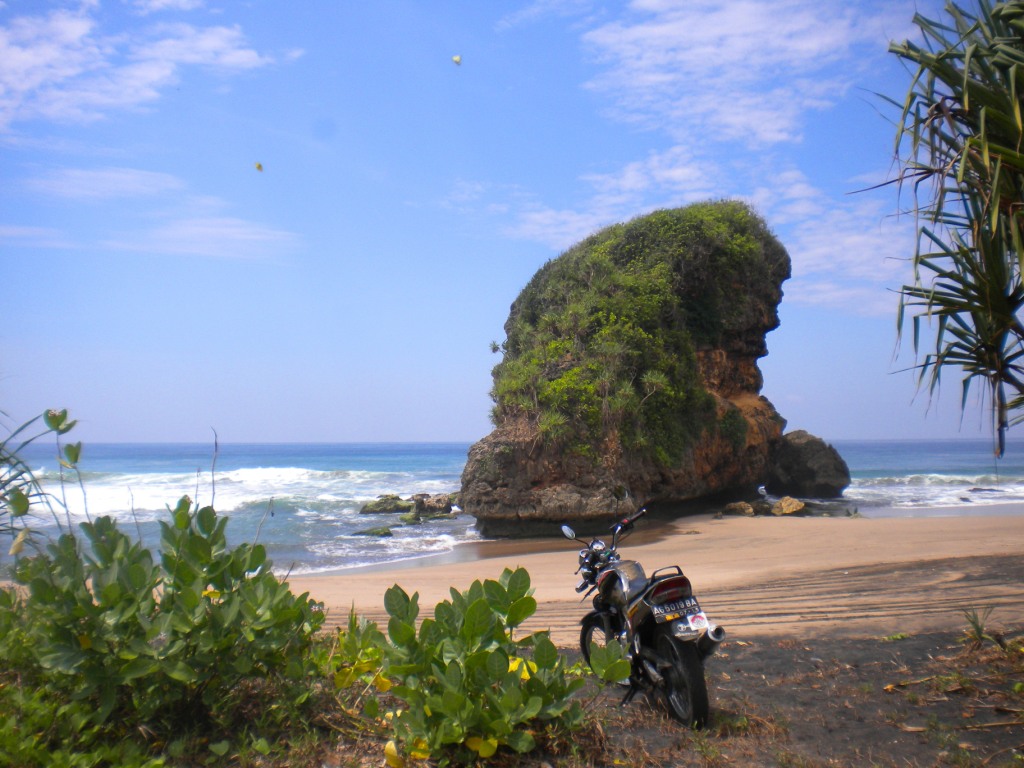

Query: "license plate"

xmin=651 ymin=596 xmax=700 ymax=622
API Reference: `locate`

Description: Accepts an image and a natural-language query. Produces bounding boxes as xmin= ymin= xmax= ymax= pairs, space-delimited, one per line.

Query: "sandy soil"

xmin=288 ymin=511 xmax=1024 ymax=646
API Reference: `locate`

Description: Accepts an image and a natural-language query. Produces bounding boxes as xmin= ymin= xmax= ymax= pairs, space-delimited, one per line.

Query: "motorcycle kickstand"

xmin=620 ymin=680 xmax=641 ymax=706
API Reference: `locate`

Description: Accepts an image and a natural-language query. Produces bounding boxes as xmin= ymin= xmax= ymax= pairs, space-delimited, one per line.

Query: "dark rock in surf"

xmin=765 ymin=430 xmax=850 ymax=498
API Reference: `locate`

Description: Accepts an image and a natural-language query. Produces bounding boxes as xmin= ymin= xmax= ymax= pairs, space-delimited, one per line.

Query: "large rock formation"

xmin=461 ymin=201 xmax=800 ymax=536
xmin=765 ymin=430 xmax=851 ymax=498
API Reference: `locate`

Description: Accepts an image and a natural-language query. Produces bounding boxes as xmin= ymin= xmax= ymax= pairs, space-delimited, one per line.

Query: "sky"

xmin=1 ymin=0 xmax=1003 ymax=445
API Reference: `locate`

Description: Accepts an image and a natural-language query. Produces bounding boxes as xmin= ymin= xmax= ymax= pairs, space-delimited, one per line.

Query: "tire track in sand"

xmin=524 ymin=555 xmax=1024 ymax=646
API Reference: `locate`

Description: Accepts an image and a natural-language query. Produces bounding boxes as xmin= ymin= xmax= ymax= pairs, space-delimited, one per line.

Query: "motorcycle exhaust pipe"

xmin=698 ymin=624 xmax=726 ymax=659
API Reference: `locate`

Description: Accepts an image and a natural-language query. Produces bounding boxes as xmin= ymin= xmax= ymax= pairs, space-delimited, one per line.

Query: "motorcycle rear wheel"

xmin=579 ymin=613 xmax=630 ymax=688
xmin=655 ymin=629 xmax=709 ymax=728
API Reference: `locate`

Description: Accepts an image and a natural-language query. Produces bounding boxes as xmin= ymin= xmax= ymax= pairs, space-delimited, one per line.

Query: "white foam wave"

xmin=848 ymin=475 xmax=1024 ymax=507
xmin=30 ymin=464 xmax=459 ymax=522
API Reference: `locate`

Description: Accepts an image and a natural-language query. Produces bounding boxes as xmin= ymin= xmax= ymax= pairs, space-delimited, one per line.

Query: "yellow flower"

xmin=508 ymin=657 xmax=538 ymax=680
xmin=409 ymin=738 xmax=431 ymax=760
xmin=466 ymin=736 xmax=498 ymax=757
xmin=384 ymin=740 xmax=405 ymax=768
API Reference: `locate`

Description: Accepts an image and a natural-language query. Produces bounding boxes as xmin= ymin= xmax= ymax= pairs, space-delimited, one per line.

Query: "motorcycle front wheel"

xmin=579 ymin=612 xmax=630 ymax=688
xmin=655 ymin=629 xmax=709 ymax=728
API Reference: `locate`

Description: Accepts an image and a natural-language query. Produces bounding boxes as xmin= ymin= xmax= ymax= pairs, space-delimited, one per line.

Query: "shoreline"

xmin=286 ymin=508 xmax=1024 ymax=646
xmin=287 ymin=500 xmax=1024 ymax=577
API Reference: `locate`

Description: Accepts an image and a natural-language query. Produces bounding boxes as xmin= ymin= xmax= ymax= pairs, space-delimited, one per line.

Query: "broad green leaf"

xmin=63 ymin=441 xmax=81 ymax=465
xmin=506 ymin=595 xmax=537 ymax=628
xmin=533 ymin=633 xmax=558 ymax=669
xmin=485 ymin=648 xmax=509 ymax=680
xmin=383 ymin=584 xmax=412 ymax=620
xmin=504 ymin=730 xmax=536 ymax=753
xmin=483 ymin=578 xmax=510 ymax=612
xmin=499 ymin=686 xmax=523 ymax=711
xmin=519 ymin=695 xmax=543 ymax=721
xmin=172 ymin=496 xmax=191 ymax=529
xmin=43 ymin=409 xmax=67 ymax=431
xmin=121 ymin=657 xmax=158 ymax=680
xmin=209 ymin=741 xmax=230 ymax=757
xmin=196 ymin=506 xmax=216 ymax=535
xmin=388 ymin=617 xmax=416 ymax=646
xmin=8 ymin=489 xmax=30 ymax=516
xmin=443 ymin=660 xmax=463 ymax=690
xmin=505 ymin=567 xmax=532 ymax=601
xmin=461 ymin=597 xmax=494 ymax=642
xmin=165 ymin=660 xmax=197 ymax=683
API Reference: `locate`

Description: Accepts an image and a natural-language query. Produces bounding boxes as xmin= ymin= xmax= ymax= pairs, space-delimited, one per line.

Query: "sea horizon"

xmin=6 ymin=437 xmax=1023 ymax=576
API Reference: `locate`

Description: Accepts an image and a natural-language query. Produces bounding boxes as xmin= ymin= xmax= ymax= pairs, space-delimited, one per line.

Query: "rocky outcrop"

xmin=765 ymin=430 xmax=850 ymax=498
xmin=771 ymin=496 xmax=806 ymax=516
xmin=719 ymin=496 xmax=806 ymax=517
xmin=461 ymin=201 xmax=797 ymax=536
xmin=462 ymin=396 xmax=786 ymax=536
xmin=360 ymin=495 xmax=414 ymax=514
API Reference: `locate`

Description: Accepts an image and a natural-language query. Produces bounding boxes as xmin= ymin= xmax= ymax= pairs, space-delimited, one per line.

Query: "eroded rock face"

xmin=765 ymin=430 xmax=851 ymax=498
xmin=461 ymin=202 xmax=799 ymax=537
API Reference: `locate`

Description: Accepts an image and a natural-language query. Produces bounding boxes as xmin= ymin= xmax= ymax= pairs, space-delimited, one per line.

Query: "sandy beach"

xmin=288 ymin=508 xmax=1024 ymax=646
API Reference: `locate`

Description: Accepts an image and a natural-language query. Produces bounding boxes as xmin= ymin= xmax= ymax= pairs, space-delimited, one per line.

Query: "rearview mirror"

xmin=561 ymin=525 xmax=576 ymax=540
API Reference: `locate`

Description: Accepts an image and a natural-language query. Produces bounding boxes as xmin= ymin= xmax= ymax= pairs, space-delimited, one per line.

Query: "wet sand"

xmin=287 ymin=508 xmax=1024 ymax=646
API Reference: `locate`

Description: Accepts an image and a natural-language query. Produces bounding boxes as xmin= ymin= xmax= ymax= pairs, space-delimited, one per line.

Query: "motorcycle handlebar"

xmin=612 ymin=505 xmax=647 ymax=532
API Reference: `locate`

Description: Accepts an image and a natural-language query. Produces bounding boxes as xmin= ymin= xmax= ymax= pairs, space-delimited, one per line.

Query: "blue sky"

xmin=2 ymin=0 xmax=999 ymax=444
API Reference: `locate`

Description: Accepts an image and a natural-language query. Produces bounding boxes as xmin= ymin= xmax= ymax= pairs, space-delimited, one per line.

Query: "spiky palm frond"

xmin=892 ymin=0 xmax=1024 ymax=454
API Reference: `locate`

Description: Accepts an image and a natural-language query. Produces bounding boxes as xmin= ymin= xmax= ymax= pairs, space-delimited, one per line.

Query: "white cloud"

xmin=507 ymin=144 xmax=718 ymax=249
xmin=741 ymin=166 xmax=920 ymax=319
xmin=582 ymin=145 xmax=716 ymax=205
xmin=490 ymin=1 xmax=927 ymax=317
xmin=443 ymin=179 xmax=489 ymax=208
xmin=103 ymin=216 xmax=299 ymax=259
xmin=0 ymin=223 xmax=72 ymax=248
xmin=27 ymin=166 xmax=185 ymax=199
xmin=132 ymin=0 xmax=204 ymax=13
xmin=0 ymin=5 xmax=270 ymax=128
xmin=582 ymin=0 xmax=900 ymax=146
xmin=142 ymin=23 xmax=268 ymax=69
xmin=507 ymin=205 xmax=613 ymax=251
xmin=781 ymin=278 xmax=899 ymax=316
xmin=496 ymin=0 xmax=596 ymax=30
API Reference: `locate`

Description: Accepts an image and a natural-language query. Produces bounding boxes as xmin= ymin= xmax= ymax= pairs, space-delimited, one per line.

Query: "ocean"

xmin=7 ymin=438 xmax=1024 ymax=575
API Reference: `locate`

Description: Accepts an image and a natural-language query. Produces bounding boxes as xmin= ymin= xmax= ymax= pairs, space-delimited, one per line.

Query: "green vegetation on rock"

xmin=490 ymin=201 xmax=788 ymax=465
xmin=360 ymin=495 xmax=414 ymax=514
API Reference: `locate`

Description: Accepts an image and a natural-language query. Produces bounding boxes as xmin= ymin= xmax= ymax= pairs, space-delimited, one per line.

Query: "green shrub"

xmin=0 ymin=494 xmax=326 ymax=765
xmin=719 ymin=406 xmax=748 ymax=452
xmin=337 ymin=567 xmax=588 ymax=765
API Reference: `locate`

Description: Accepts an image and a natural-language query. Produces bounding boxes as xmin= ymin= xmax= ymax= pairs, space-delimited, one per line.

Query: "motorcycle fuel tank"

xmin=598 ymin=559 xmax=648 ymax=602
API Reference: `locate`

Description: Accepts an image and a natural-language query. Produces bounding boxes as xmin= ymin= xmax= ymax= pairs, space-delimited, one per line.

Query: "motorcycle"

xmin=561 ymin=507 xmax=725 ymax=727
